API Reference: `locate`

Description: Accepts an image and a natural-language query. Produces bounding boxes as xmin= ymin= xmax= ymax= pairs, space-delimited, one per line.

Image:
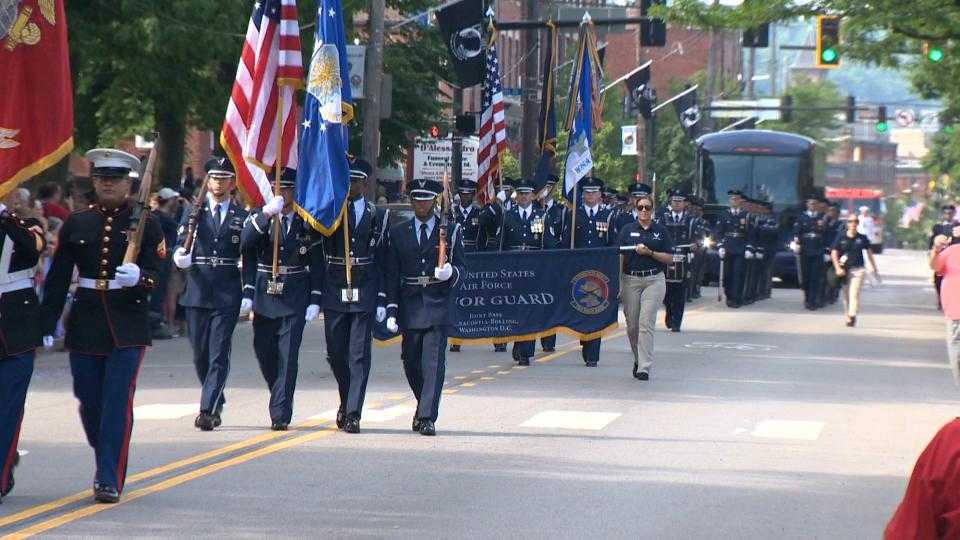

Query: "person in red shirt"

xmin=37 ymin=183 xmax=69 ymax=222
xmin=886 ymin=418 xmax=960 ymax=539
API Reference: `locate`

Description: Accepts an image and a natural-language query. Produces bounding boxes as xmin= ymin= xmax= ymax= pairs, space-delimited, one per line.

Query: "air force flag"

xmin=562 ymin=19 xmax=603 ymax=201
xmin=295 ymin=0 xmax=354 ymax=235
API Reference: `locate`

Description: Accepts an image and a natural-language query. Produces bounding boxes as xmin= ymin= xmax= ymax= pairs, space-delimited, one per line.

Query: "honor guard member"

xmin=479 ymin=176 xmax=515 ymax=352
xmin=559 ymin=177 xmax=613 ymax=366
xmin=448 ymin=179 xmax=483 ymax=353
xmin=602 ymin=186 xmax=619 ymax=211
xmin=241 ymin=168 xmax=323 ymax=431
xmin=714 ymin=189 xmax=750 ymax=308
xmin=500 ymin=178 xmax=550 ymax=365
xmin=538 ymin=174 xmax=562 ymax=352
xmin=172 ymin=156 xmax=253 ymax=431
xmin=792 ymin=194 xmax=828 ymax=310
xmin=0 ymin=193 xmax=45 ymax=504
xmin=41 ymin=149 xmax=165 ymax=504
xmin=383 ymin=179 xmax=465 ymax=436
xmin=687 ymin=197 xmax=709 ymax=300
xmin=660 ymin=190 xmax=695 ymax=331
xmin=821 ymin=202 xmax=842 ymax=305
xmin=741 ymin=197 xmax=761 ymax=305
xmin=320 ymin=157 xmax=390 ymax=434
xmin=755 ymin=200 xmax=779 ymax=300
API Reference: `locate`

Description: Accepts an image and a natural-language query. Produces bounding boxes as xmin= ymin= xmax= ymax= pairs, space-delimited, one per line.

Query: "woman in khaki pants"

xmin=831 ymin=214 xmax=879 ymax=327
xmin=617 ymin=195 xmax=675 ymax=380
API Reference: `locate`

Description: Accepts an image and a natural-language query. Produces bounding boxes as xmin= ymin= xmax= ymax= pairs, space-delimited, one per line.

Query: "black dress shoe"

xmin=343 ymin=415 xmax=360 ymax=434
xmin=632 ymin=362 xmax=639 ymax=377
xmin=542 ymin=347 xmax=555 ymax=353
xmin=846 ymin=316 xmax=856 ymax=327
xmin=336 ymin=406 xmax=345 ymax=430
xmin=212 ymin=414 xmax=222 ymax=429
xmin=412 ymin=417 xmax=422 ymax=432
xmin=271 ymin=421 xmax=288 ymax=431
xmin=585 ymin=361 xmax=598 ymax=367
xmin=418 ymin=420 xmax=436 ymax=436
xmin=670 ymin=327 xmax=681 ymax=333
xmin=194 ymin=414 xmax=203 ymax=428
xmin=94 ymin=484 xmax=120 ymax=504
xmin=196 ymin=413 xmax=216 ymax=432
xmin=518 ymin=357 xmax=530 ymax=366
xmin=494 ymin=344 xmax=507 ymax=352
xmin=636 ymin=371 xmax=650 ymax=381
xmin=1 ymin=453 xmax=17 ymax=497
xmin=449 ymin=344 xmax=461 ymax=352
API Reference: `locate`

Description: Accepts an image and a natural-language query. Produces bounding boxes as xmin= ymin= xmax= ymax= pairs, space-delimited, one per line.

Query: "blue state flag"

xmin=296 ymin=0 xmax=355 ymax=235
xmin=563 ymin=23 xmax=602 ymax=201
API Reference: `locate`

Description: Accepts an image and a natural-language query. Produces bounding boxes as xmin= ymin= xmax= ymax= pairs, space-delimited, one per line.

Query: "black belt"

xmin=463 ymin=240 xmax=478 ymax=246
xmin=506 ymin=245 xmax=540 ymax=251
xmin=194 ymin=257 xmax=239 ymax=267
xmin=256 ymin=264 xmax=307 ymax=275
xmin=624 ymin=268 xmax=661 ymax=277
xmin=803 ymin=233 xmax=822 ymax=238
xmin=402 ymin=276 xmax=443 ymax=286
xmin=725 ymin=233 xmax=745 ymax=238
xmin=325 ymin=255 xmax=374 ymax=266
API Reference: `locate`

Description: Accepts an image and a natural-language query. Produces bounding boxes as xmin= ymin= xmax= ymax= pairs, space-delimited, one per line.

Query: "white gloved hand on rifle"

xmin=789 ymin=240 xmax=801 ymax=254
xmin=239 ymin=298 xmax=253 ymax=316
xmin=305 ymin=304 xmax=320 ymax=322
xmin=386 ymin=317 xmax=399 ymax=334
xmin=173 ymin=247 xmax=192 ymax=269
xmin=718 ymin=247 xmax=726 ymax=259
xmin=744 ymin=250 xmax=754 ymax=260
xmin=262 ymin=195 xmax=285 ymax=218
xmin=114 ymin=263 xmax=141 ymax=288
xmin=375 ymin=306 xmax=386 ymax=322
xmin=434 ymin=263 xmax=453 ymax=281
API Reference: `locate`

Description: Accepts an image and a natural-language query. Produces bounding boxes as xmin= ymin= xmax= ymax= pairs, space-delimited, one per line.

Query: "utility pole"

xmin=703 ymin=0 xmax=719 ymax=131
xmin=635 ymin=0 xmax=646 ymax=182
xmin=768 ymin=23 xmax=778 ymax=96
xmin=519 ymin=0 xmax=539 ymax=181
xmin=362 ymin=0 xmax=385 ymax=200
xmin=452 ymin=86 xmax=463 ymax=187
xmin=747 ymin=42 xmax=755 ymax=98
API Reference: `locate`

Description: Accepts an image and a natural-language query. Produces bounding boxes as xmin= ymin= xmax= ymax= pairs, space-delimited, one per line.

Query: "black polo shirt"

xmin=618 ymin=221 xmax=674 ymax=273
xmin=831 ymin=232 xmax=870 ymax=268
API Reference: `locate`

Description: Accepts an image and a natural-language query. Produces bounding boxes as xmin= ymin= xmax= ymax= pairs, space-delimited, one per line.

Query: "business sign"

xmin=621 ymin=125 xmax=638 ymax=155
xmin=412 ymin=136 xmax=480 ymax=182
xmin=346 ymin=45 xmax=366 ymax=99
xmin=709 ymin=98 xmax=782 ymax=120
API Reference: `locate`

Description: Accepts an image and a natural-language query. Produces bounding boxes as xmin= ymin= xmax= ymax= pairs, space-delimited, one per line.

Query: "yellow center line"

xmin=4 ymin=299 xmax=721 ymax=535
xmin=2 ymin=428 xmax=338 ymax=540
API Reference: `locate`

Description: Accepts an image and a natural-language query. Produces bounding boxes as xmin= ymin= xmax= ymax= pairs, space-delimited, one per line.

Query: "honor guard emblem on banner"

xmin=570 ymin=270 xmax=611 ymax=315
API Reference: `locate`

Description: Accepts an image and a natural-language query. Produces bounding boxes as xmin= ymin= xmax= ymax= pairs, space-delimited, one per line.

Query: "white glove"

xmin=718 ymin=248 xmax=726 ymax=259
xmin=173 ymin=247 xmax=192 ymax=269
xmin=375 ymin=306 xmax=386 ymax=322
xmin=114 ymin=263 xmax=141 ymax=288
xmin=305 ymin=304 xmax=320 ymax=321
xmin=386 ymin=317 xmax=399 ymax=334
xmin=0 ymin=203 xmax=7 ymax=216
xmin=756 ymin=252 xmax=764 ymax=260
xmin=434 ymin=263 xmax=453 ymax=281
xmin=42 ymin=335 xmax=54 ymax=349
xmin=823 ymin=254 xmax=831 ymax=263
xmin=789 ymin=241 xmax=800 ymax=254
xmin=239 ymin=298 xmax=253 ymax=315
xmin=744 ymin=250 xmax=754 ymax=260
xmin=687 ymin=253 xmax=694 ymax=263
xmin=262 ymin=195 xmax=285 ymax=217
xmin=496 ymin=190 xmax=507 ymax=203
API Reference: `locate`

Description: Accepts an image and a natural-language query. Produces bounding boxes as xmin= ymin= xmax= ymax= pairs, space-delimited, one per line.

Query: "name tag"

xmin=630 ymin=232 xmax=641 ymax=237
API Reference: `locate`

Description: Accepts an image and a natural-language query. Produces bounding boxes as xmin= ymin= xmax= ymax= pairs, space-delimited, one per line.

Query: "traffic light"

xmin=923 ymin=41 xmax=944 ymax=63
xmin=876 ymin=106 xmax=888 ymax=133
xmin=743 ymin=23 xmax=770 ymax=48
xmin=781 ymin=94 xmax=793 ymax=122
xmin=816 ymin=15 xmax=841 ymax=69
xmin=846 ymin=96 xmax=856 ymax=123
xmin=430 ymin=125 xmax=440 ymax=138
xmin=640 ymin=0 xmax=667 ymax=47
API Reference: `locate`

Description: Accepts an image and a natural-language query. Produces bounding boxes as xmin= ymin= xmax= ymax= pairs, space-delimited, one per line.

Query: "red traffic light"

xmin=430 ymin=125 xmax=440 ymax=138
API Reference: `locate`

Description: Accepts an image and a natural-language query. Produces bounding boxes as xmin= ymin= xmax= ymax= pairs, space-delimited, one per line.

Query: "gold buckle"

xmin=95 ymin=279 xmax=110 ymax=291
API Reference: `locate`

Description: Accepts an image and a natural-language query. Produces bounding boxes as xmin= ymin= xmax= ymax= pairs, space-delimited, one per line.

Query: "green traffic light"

xmin=821 ymin=48 xmax=838 ymax=63
xmin=929 ymin=48 xmax=944 ymax=62
xmin=945 ymin=125 xmax=955 ymax=134
xmin=876 ymin=121 xmax=889 ymax=133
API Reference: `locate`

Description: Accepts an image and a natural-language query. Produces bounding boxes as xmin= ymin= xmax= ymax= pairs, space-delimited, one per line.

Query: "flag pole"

xmin=269 ymin=81 xmax=283 ymax=294
xmin=569 ymin=180 xmax=578 ymax=249
xmin=343 ymin=196 xmax=353 ymax=297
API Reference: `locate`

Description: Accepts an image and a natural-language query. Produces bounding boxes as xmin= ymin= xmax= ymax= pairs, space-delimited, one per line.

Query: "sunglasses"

xmin=637 ymin=205 xmax=653 ymax=211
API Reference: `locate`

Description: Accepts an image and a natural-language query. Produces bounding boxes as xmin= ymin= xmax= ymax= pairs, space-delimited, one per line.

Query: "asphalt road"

xmin=0 ymin=249 xmax=953 ymax=539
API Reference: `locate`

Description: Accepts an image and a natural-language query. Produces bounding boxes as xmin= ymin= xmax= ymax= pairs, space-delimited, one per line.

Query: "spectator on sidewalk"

xmin=37 ymin=183 xmax=69 ymax=221
xmin=930 ymin=230 xmax=960 ymax=385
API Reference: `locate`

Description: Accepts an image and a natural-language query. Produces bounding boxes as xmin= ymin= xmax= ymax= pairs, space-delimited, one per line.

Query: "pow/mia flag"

xmin=436 ymin=0 xmax=485 ymax=86
xmin=625 ymin=64 xmax=655 ymax=119
xmin=672 ymin=85 xmax=701 ymax=140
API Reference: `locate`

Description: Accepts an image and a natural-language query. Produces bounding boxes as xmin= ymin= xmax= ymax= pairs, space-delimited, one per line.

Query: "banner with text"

xmin=376 ymin=248 xmax=621 ymax=345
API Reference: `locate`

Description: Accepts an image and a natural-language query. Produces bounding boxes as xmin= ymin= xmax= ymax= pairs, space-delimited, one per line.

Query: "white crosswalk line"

xmin=133 ymin=403 xmax=198 ymax=420
xmin=520 ymin=411 xmax=621 ymax=430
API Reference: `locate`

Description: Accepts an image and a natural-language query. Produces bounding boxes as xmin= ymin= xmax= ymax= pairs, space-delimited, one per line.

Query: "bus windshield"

xmin=704 ymin=154 xmax=803 ymax=207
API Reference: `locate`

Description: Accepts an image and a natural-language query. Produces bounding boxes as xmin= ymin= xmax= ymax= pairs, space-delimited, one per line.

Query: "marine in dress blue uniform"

xmin=658 ymin=190 xmax=695 ymax=331
xmin=240 ymin=168 xmax=323 ymax=431
xmin=319 ymin=158 xmax=390 ymax=434
xmin=0 ymin=198 xmax=45 ymax=504
xmin=41 ymin=148 xmax=165 ymax=504
xmin=792 ymin=194 xmax=828 ymax=310
xmin=448 ymin=179 xmax=484 ymax=353
xmin=558 ymin=177 xmax=613 ymax=366
xmin=714 ymin=189 xmax=750 ymax=308
xmin=499 ymin=178 xmax=552 ymax=365
xmin=384 ymin=179 xmax=465 ymax=436
xmin=172 ymin=157 xmax=253 ymax=431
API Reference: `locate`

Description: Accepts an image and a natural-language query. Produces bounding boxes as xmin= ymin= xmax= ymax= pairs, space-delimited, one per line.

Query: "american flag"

xmin=476 ymin=32 xmax=507 ymax=205
xmin=220 ymin=0 xmax=304 ymax=206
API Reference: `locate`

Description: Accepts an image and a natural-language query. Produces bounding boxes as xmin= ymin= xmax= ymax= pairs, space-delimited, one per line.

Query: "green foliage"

xmin=763 ymin=76 xmax=843 ymax=149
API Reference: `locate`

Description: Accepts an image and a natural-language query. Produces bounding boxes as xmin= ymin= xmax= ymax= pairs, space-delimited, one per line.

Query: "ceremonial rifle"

xmin=123 ymin=135 xmax=160 ymax=264
xmin=181 ymin=181 xmax=210 ymax=254
xmin=438 ymin=163 xmax=451 ymax=267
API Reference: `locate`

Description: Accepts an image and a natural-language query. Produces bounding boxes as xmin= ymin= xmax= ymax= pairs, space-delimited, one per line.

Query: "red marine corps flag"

xmin=0 ymin=0 xmax=73 ymax=197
